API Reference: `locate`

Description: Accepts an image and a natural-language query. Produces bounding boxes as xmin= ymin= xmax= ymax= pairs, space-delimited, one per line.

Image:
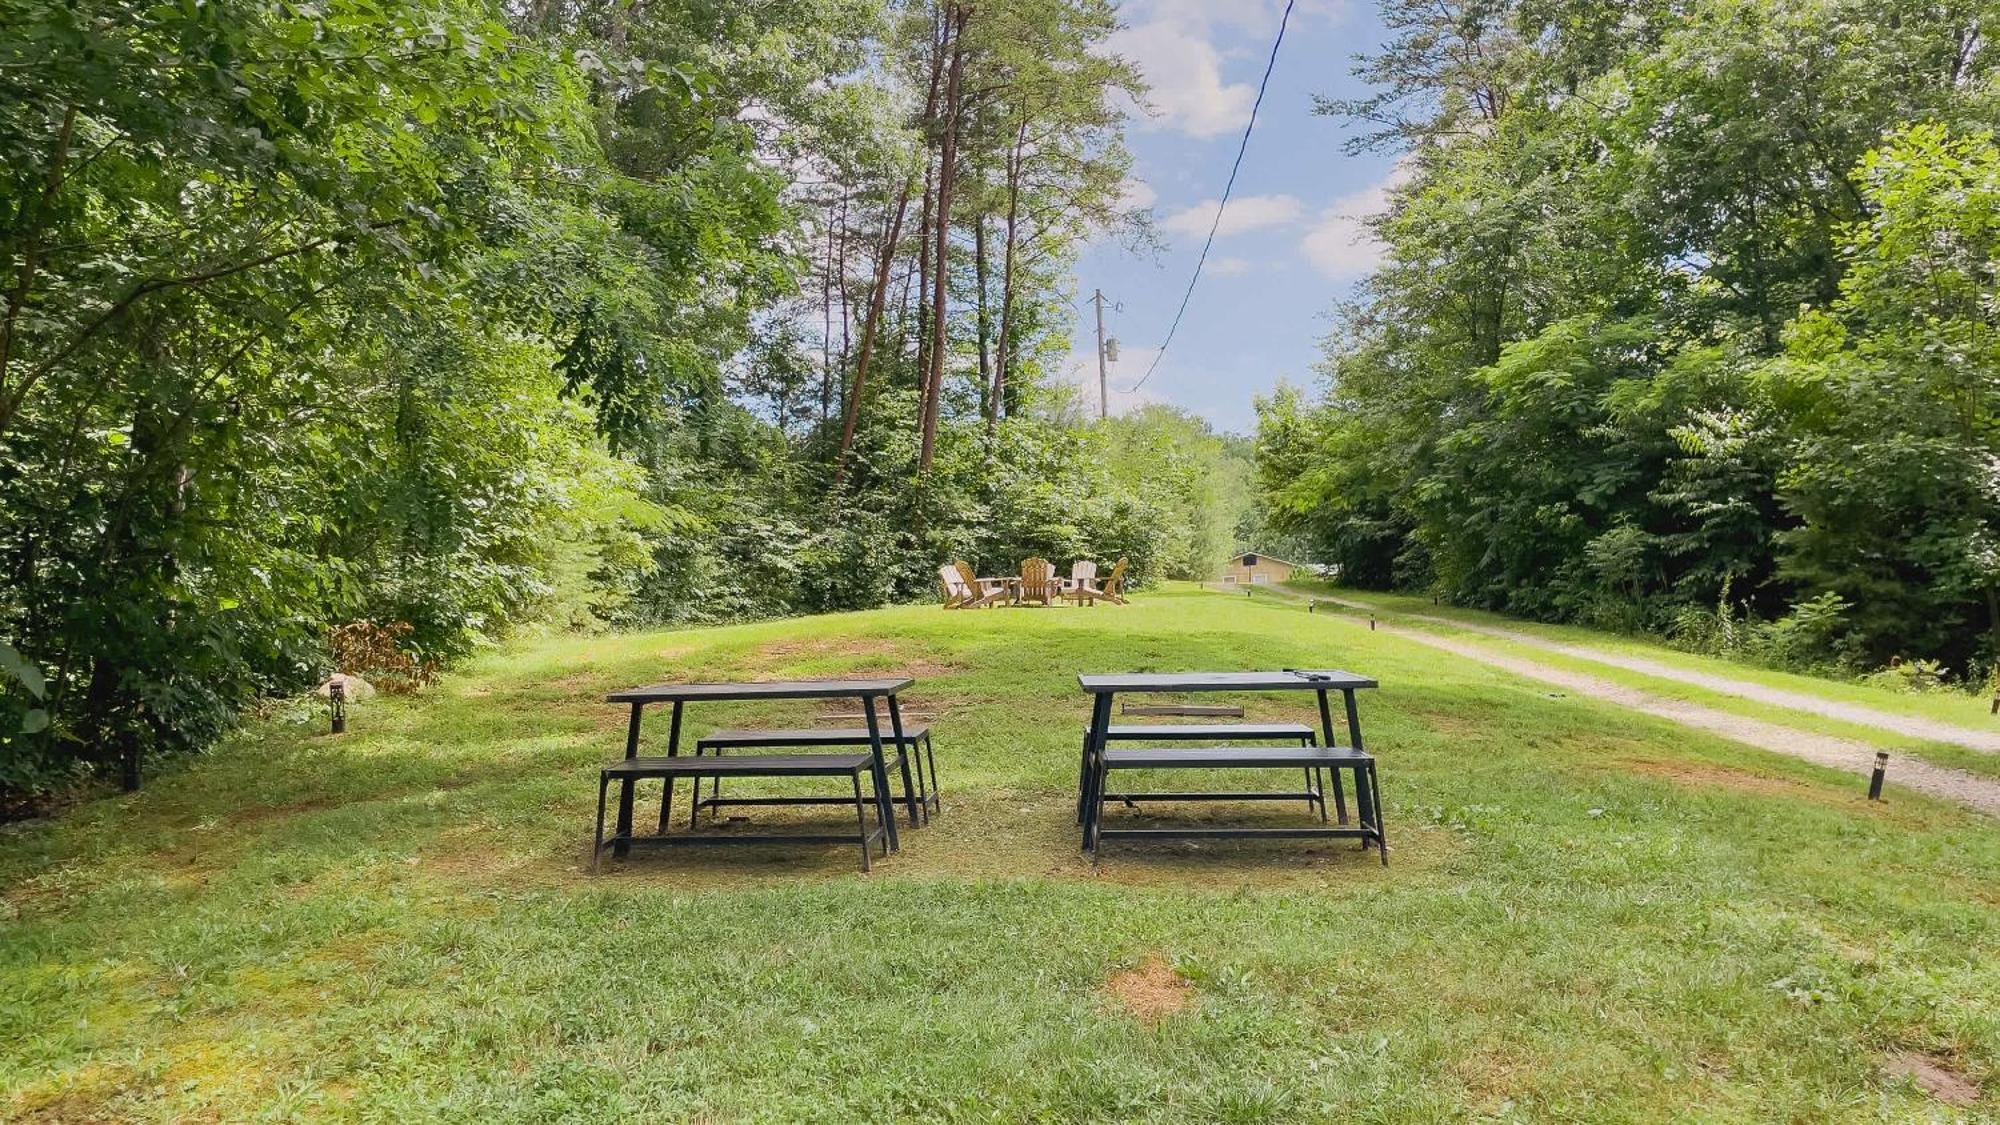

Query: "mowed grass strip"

xmin=1316 ymin=584 xmax=2000 ymax=737
xmin=1 ymin=586 xmax=1995 ymax=1121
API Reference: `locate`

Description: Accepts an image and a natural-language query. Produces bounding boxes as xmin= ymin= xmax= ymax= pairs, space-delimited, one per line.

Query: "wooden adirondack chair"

xmin=1060 ymin=560 xmax=1099 ymax=605
xmin=953 ymin=560 xmax=1011 ymax=608
xmin=939 ymin=564 xmax=974 ymax=609
xmin=1014 ymin=556 xmax=1060 ymax=606
xmin=1061 ymin=559 xmax=1097 ymax=594
xmin=1071 ymin=557 xmax=1128 ymax=605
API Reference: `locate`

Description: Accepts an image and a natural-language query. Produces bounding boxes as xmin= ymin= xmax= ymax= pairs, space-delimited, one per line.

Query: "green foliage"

xmin=0 ymin=0 xmax=1165 ymax=802
xmin=1263 ymin=0 xmax=2000 ymax=681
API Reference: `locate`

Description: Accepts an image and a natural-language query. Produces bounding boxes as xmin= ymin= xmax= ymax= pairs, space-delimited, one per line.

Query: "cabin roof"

xmin=1227 ymin=552 xmax=1301 ymax=568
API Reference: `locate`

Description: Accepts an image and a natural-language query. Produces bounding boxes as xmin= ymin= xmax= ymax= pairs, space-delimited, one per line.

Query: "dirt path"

xmin=1318 ymin=595 xmax=2000 ymax=754
xmin=1314 ymin=606 xmax=2000 ymax=817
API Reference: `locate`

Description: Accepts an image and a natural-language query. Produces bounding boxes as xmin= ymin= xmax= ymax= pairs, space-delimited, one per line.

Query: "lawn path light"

xmin=329 ymin=679 xmax=347 ymax=735
xmin=1868 ymin=751 xmax=1887 ymax=801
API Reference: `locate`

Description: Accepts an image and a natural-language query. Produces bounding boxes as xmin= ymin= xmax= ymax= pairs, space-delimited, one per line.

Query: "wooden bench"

xmin=1088 ymin=745 xmax=1385 ymax=864
xmin=593 ymin=753 xmax=887 ymax=872
xmin=695 ymin=726 xmax=939 ymax=823
xmin=1076 ymin=721 xmax=1339 ymax=824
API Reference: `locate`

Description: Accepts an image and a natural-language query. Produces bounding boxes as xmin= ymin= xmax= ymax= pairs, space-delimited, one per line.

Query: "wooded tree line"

xmin=0 ymin=0 xmax=1252 ymax=799
xmin=1259 ymin=0 xmax=2000 ymax=681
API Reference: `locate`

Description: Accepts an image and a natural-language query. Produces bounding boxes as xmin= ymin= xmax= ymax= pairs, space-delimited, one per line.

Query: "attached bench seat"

xmin=607 ymin=753 xmax=875 ymax=775
xmin=1084 ymin=745 xmax=1386 ymax=864
xmin=1102 ymin=745 xmax=1365 ymax=768
xmin=698 ymin=725 xmax=930 ymax=746
xmin=696 ymin=726 xmax=940 ymax=823
xmin=1078 ymin=721 xmax=1335 ymax=825
xmin=593 ymin=753 xmax=888 ymax=872
xmin=1102 ymin=722 xmax=1315 ymax=742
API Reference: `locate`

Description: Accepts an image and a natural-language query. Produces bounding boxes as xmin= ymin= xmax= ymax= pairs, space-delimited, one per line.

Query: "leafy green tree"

xmin=1263 ymin=0 xmax=2000 ymax=676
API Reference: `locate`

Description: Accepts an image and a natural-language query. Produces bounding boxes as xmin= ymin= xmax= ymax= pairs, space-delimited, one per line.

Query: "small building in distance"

xmin=1218 ymin=552 xmax=1299 ymax=587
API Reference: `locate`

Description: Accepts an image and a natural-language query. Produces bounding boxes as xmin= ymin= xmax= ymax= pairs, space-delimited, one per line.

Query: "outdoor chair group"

xmin=939 ymin=557 xmax=1127 ymax=609
xmin=589 ymin=668 xmax=1386 ymax=873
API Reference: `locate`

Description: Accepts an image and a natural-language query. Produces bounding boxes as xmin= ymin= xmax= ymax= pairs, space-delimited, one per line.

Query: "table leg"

xmin=850 ymin=771 xmax=872 ymax=873
xmin=593 ymin=770 xmax=609 ymax=872
xmin=1075 ymin=727 xmax=1092 ymax=825
xmin=663 ymin=701 xmax=683 ymax=833
xmin=614 ymin=703 xmax=642 ymax=859
xmin=1353 ymin=762 xmax=1386 ymax=863
xmin=886 ymin=694 xmax=922 ymax=826
xmin=1316 ymin=690 xmax=1348 ymax=825
xmin=1082 ymin=692 xmax=1112 ymax=850
xmin=862 ymin=697 xmax=901 ymax=853
xmin=1369 ymin=763 xmax=1388 ymax=866
xmin=924 ymin=731 xmax=941 ymax=814
xmin=1342 ymin=689 xmax=1365 ymax=754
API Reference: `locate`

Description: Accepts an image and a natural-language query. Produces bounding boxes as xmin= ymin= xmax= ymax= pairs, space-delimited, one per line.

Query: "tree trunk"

xmin=974 ymin=212 xmax=993 ymax=427
xmin=993 ymin=119 xmax=1025 ymax=428
xmin=919 ymin=7 xmax=968 ymax=474
xmin=913 ymin=155 xmax=936 ymax=397
xmin=833 ymin=180 xmax=913 ymax=488
xmin=820 ymin=210 xmax=836 ymax=426
xmin=835 ymin=194 xmax=851 ymax=393
xmin=910 ymin=12 xmax=948 ymax=403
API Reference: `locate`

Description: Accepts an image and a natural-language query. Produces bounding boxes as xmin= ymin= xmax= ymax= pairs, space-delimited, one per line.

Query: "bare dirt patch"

xmin=227 ymin=796 xmax=337 ymax=829
xmin=756 ymin=636 xmax=900 ymax=659
xmin=1885 ymin=1051 xmax=1981 ymax=1107
xmin=545 ymin=670 xmax=610 ymax=693
xmin=1102 ymin=954 xmax=1192 ymax=1023
xmin=1612 ymin=756 xmax=1833 ymax=801
xmin=751 ymin=637 xmax=965 ymax=679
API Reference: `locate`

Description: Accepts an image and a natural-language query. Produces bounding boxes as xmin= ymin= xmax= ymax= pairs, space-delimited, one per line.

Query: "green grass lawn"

xmin=3 ymin=586 xmax=1996 ymax=1121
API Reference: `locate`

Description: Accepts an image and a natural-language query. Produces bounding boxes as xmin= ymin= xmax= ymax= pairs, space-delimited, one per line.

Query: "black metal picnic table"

xmin=1077 ymin=670 xmax=1386 ymax=861
xmin=599 ymin=677 xmax=920 ymax=862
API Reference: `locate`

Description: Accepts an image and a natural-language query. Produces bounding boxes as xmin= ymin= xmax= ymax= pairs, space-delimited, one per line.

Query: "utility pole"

xmin=1091 ymin=287 xmax=1109 ymax=420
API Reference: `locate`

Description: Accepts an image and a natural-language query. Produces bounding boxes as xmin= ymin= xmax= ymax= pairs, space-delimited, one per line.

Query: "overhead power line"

xmin=1122 ymin=0 xmax=1296 ymax=396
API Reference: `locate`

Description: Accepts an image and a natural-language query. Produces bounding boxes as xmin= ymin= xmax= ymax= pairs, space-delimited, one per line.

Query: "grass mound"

xmin=3 ymin=586 xmax=1995 ymax=1120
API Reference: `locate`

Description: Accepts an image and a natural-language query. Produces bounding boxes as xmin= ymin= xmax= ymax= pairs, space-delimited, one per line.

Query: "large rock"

xmin=315 ymin=672 xmax=376 ymax=701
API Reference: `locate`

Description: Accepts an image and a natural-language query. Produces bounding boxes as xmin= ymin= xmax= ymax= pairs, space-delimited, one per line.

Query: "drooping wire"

xmin=1121 ymin=0 xmax=1296 ymax=395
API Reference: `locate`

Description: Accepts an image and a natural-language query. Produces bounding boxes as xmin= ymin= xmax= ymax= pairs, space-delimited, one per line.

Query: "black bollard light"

xmin=1370 ymin=615 xmax=1377 ymax=631
xmin=329 ymin=679 xmax=347 ymax=735
xmin=1867 ymin=751 xmax=1887 ymax=801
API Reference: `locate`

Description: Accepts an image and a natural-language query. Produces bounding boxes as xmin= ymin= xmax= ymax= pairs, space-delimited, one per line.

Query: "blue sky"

xmin=1062 ymin=0 xmax=1400 ymax=433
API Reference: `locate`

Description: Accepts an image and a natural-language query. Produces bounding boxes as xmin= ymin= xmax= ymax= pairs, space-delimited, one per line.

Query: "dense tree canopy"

xmin=0 ymin=0 xmax=1250 ymax=801
xmin=1262 ymin=0 xmax=2000 ymax=680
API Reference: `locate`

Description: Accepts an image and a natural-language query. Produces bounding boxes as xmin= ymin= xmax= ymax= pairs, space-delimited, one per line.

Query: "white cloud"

xmin=1116 ymin=177 xmax=1157 ymax=212
xmin=1109 ymin=0 xmax=1352 ymax=138
xmin=1161 ymin=193 xmax=1302 ymax=238
xmin=1110 ymin=21 xmax=1253 ymax=139
xmin=1209 ymin=256 xmax=1251 ymax=276
xmin=1302 ymin=163 xmax=1412 ymax=281
xmin=1138 ymin=0 xmax=1349 ymax=37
